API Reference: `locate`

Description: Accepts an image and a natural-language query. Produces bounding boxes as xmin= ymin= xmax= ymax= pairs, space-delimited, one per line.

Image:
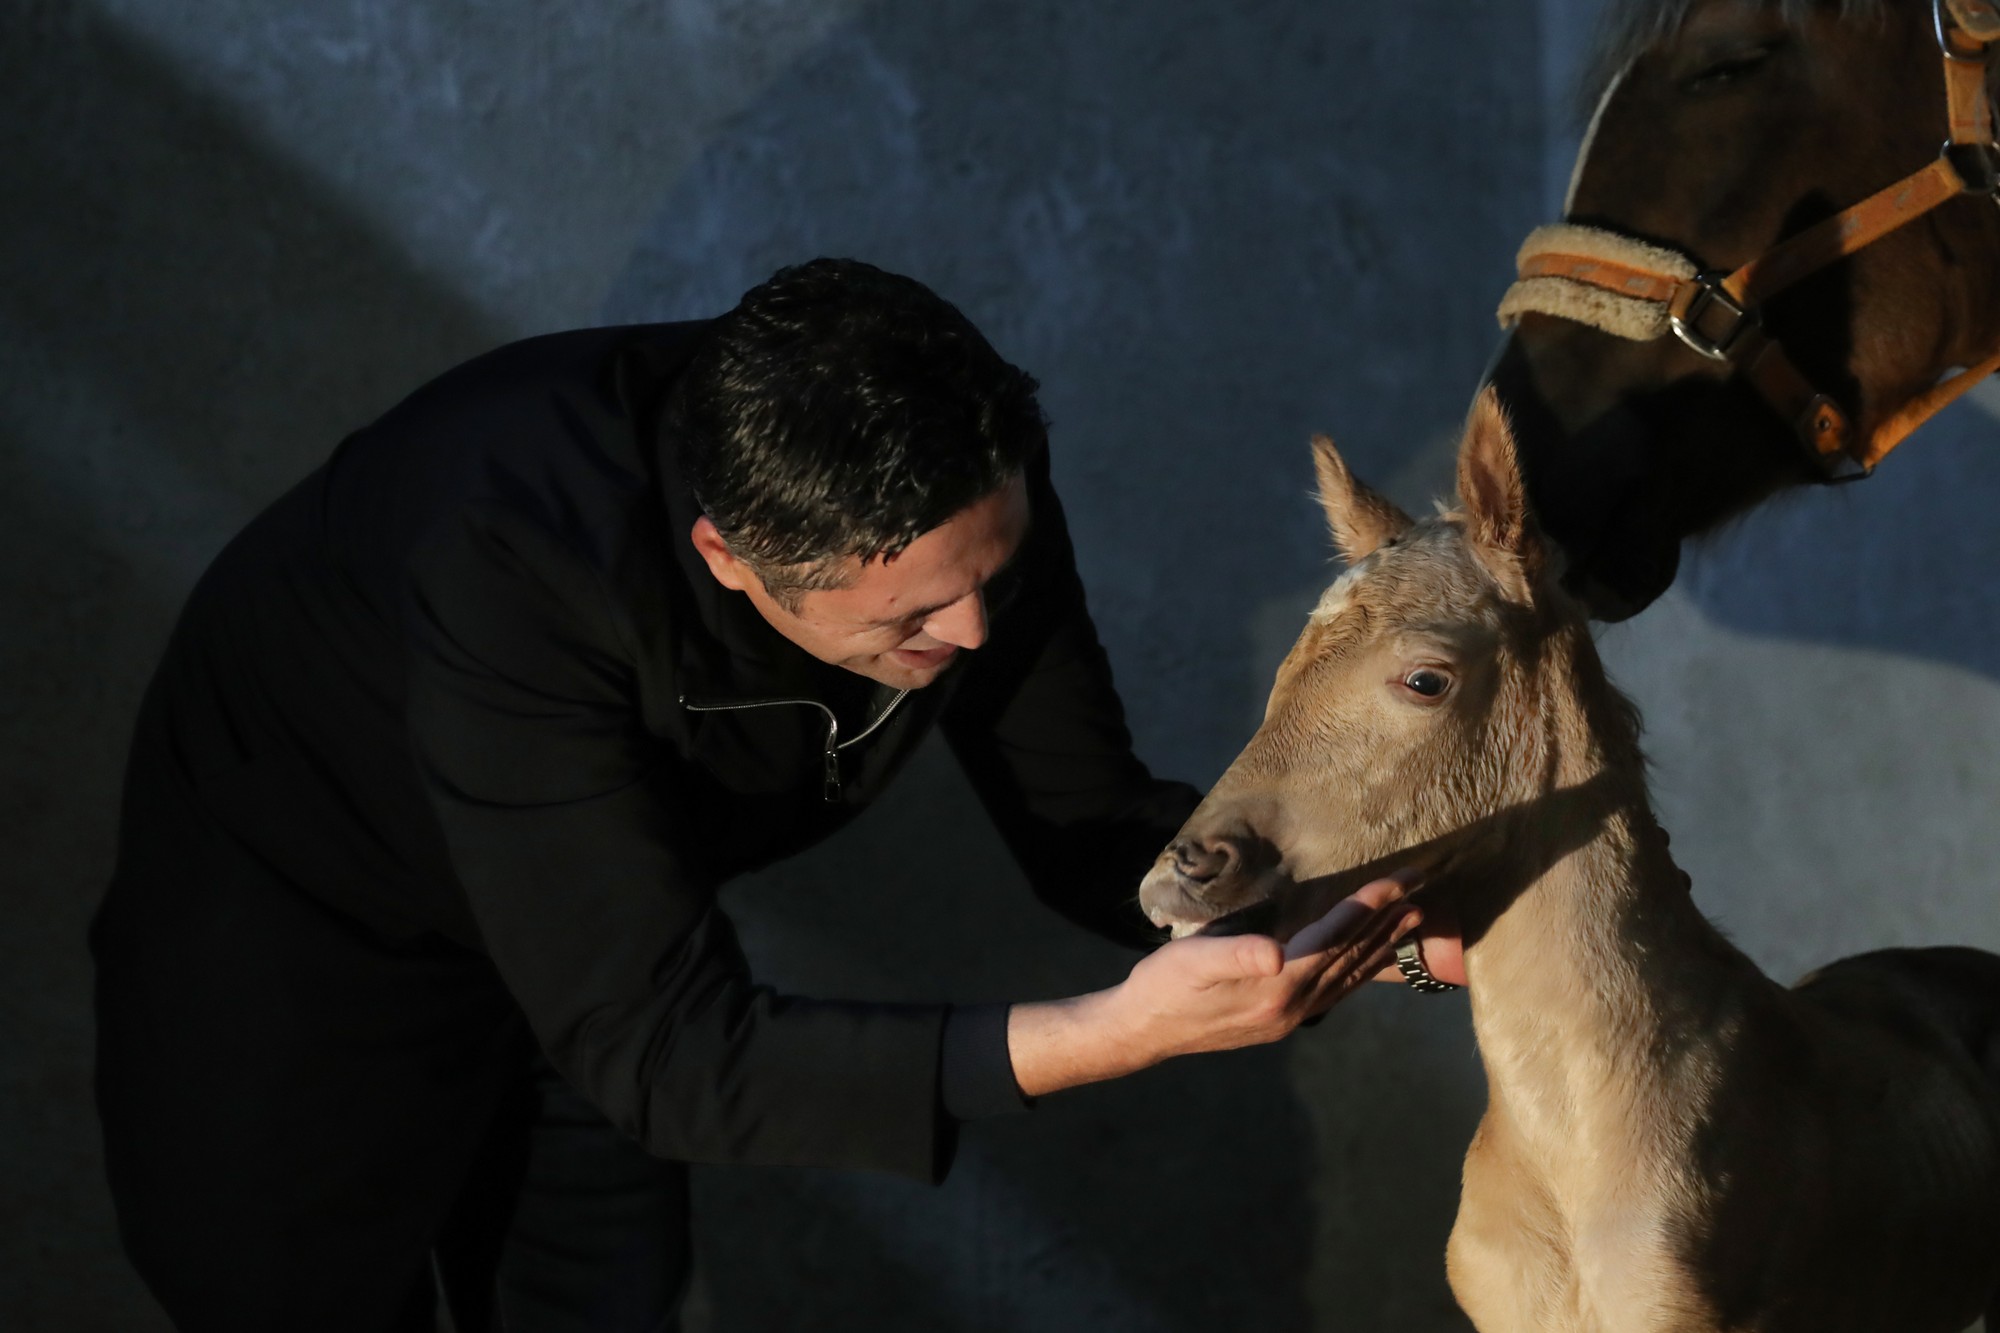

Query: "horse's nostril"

xmin=1171 ymin=836 xmax=1241 ymax=884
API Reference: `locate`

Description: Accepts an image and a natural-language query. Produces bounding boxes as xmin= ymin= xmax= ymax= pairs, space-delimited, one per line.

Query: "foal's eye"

xmin=1401 ymin=667 xmax=1452 ymax=700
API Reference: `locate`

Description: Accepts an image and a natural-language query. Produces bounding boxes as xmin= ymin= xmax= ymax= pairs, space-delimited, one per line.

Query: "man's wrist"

xmin=1007 ymin=986 xmax=1158 ymax=1099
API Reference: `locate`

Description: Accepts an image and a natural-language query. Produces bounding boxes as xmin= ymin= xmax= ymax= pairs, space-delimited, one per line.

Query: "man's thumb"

xmin=1220 ymin=932 xmax=1284 ymax=980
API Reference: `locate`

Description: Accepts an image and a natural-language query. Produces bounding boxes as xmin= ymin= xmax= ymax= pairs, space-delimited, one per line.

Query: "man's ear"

xmin=1455 ymin=386 xmax=1545 ymax=596
xmin=690 ymin=516 xmax=754 ymax=592
xmin=1312 ymin=434 xmax=1412 ymax=564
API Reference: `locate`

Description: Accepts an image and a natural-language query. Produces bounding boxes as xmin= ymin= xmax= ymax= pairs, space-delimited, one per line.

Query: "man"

xmin=92 ymin=258 xmax=1424 ymax=1332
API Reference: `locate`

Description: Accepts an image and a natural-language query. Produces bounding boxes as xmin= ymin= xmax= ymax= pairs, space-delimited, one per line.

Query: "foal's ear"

xmin=1312 ymin=434 xmax=1412 ymax=564
xmin=1456 ymin=387 xmax=1545 ymax=595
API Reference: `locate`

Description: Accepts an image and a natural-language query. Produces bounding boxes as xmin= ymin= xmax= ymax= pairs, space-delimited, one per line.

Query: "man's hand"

xmin=1007 ymin=877 xmax=1421 ymax=1099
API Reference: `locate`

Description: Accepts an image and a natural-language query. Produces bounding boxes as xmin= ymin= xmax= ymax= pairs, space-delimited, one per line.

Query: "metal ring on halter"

xmin=1668 ymin=273 xmax=1758 ymax=362
xmin=1936 ymin=0 xmax=1988 ymax=59
xmin=1395 ymin=939 xmax=1461 ymax=993
xmin=1944 ymin=139 xmax=2000 ymax=196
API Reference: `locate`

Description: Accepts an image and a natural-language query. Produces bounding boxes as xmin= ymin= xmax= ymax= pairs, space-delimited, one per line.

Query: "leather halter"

xmin=1497 ymin=0 xmax=2000 ymax=480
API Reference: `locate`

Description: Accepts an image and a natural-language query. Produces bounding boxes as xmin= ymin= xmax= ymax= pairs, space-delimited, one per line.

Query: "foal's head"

xmin=1489 ymin=0 xmax=2000 ymax=618
xmin=1139 ymin=391 xmax=1645 ymax=942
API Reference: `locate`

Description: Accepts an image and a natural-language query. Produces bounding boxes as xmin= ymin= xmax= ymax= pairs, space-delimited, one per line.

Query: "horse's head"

xmin=1490 ymin=0 xmax=2000 ymax=619
xmin=1140 ymin=390 xmax=1639 ymax=943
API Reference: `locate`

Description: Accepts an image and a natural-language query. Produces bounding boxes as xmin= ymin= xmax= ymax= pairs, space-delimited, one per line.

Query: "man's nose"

xmin=923 ymin=591 xmax=988 ymax=650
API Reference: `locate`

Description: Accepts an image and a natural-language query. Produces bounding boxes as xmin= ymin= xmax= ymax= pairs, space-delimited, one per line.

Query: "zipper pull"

xmin=823 ymin=749 xmax=841 ymax=803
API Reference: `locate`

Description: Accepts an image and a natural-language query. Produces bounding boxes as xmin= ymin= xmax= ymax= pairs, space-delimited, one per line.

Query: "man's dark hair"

xmin=668 ymin=258 xmax=1047 ymax=604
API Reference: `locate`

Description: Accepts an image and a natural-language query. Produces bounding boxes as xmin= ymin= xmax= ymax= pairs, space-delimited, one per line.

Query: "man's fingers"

xmin=1350 ymin=872 xmax=1416 ymax=911
xmin=1292 ymin=904 xmax=1421 ymax=995
xmin=1282 ymin=898 xmax=1374 ymax=961
xmin=1282 ymin=873 xmax=1417 ymax=962
xmin=1288 ymin=900 xmax=1420 ymax=980
xmin=1300 ymin=908 xmax=1421 ymax=1014
xmin=1304 ymin=933 xmax=1409 ymax=1016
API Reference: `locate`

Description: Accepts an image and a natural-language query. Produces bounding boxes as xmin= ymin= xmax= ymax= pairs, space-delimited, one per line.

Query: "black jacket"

xmin=137 ymin=322 xmax=1196 ymax=1181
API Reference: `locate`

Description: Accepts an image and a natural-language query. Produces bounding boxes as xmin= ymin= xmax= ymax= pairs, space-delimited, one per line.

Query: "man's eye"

xmin=1402 ymin=667 xmax=1452 ymax=699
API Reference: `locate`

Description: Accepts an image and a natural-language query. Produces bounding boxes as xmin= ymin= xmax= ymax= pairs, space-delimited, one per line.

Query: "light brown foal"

xmin=1139 ymin=389 xmax=2000 ymax=1332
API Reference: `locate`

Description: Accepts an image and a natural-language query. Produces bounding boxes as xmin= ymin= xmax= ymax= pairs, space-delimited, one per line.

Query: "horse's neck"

xmin=1938 ymin=171 xmax=2000 ymax=368
xmin=1951 ymin=230 xmax=2000 ymax=371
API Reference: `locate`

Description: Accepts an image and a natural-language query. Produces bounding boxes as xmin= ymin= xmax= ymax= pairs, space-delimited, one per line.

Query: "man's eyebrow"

xmin=861 ymin=516 xmax=1034 ymax=628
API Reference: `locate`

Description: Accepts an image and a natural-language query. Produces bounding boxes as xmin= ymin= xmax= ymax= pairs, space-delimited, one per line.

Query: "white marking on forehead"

xmin=1563 ymin=62 xmax=1629 ymax=215
xmin=1309 ymin=553 xmax=1378 ymax=623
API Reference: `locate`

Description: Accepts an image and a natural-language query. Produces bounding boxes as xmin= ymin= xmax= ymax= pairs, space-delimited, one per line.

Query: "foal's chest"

xmin=1446 ymin=1123 xmax=1712 ymax=1333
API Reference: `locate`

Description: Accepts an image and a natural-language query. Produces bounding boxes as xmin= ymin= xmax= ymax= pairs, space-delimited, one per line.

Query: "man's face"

xmin=692 ymin=476 xmax=1032 ymax=690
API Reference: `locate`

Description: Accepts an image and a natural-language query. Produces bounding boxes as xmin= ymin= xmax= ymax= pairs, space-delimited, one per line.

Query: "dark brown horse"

xmin=1487 ymin=0 xmax=2000 ymax=619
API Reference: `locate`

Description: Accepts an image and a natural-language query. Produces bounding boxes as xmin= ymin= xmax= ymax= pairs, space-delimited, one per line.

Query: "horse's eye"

xmin=1684 ymin=44 xmax=1779 ymax=94
xmin=1402 ymin=667 xmax=1452 ymax=700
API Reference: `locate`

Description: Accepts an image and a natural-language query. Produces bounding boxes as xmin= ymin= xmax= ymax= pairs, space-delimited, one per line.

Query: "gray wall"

xmin=6 ymin=2 xmax=1996 ymax=1330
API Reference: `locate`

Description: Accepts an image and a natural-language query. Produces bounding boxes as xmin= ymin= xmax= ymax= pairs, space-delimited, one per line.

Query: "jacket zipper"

xmin=679 ymin=687 xmax=913 ymax=802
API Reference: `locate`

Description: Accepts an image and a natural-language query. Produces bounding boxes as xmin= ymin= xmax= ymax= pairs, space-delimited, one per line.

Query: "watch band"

xmin=1395 ymin=938 xmax=1461 ymax=993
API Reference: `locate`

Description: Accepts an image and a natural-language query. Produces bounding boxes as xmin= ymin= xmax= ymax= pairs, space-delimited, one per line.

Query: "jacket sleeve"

xmin=403 ymin=504 xmax=952 ymax=1180
xmin=941 ymin=471 xmax=1202 ymax=950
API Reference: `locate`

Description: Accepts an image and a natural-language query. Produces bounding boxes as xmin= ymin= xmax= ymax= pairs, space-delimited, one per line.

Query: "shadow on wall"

xmin=2 ymin=6 xmax=503 ymax=1329
xmin=1674 ymin=400 xmax=2000 ymax=681
xmin=607 ymin=0 xmax=1535 ymax=1329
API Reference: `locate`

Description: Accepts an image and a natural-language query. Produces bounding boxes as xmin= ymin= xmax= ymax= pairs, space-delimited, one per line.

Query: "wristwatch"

xmin=1395 ymin=938 xmax=1461 ymax=993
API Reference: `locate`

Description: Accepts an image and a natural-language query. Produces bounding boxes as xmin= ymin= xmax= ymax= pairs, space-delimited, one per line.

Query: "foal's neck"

xmin=1460 ymin=697 xmax=1745 ymax=1146
xmin=1469 ymin=799 xmax=1708 ymax=1017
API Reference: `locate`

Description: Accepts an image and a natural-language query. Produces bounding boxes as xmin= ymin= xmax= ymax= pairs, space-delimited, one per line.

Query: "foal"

xmin=1139 ymin=390 xmax=2000 ymax=1332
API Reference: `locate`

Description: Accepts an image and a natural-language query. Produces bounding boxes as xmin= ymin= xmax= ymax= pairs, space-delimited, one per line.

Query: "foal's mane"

xmin=1578 ymin=0 xmax=1892 ymax=112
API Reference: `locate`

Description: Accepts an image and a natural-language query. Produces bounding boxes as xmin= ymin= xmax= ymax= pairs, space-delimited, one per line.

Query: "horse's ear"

xmin=1312 ymin=434 xmax=1411 ymax=564
xmin=1456 ymin=386 xmax=1545 ymax=595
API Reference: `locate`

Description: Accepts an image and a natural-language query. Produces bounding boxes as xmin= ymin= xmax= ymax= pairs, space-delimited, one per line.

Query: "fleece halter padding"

xmin=1495 ymin=224 xmax=1696 ymax=342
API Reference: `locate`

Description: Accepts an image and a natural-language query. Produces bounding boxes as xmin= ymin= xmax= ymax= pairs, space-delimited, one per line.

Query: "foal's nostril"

xmin=1171 ymin=836 xmax=1242 ymax=884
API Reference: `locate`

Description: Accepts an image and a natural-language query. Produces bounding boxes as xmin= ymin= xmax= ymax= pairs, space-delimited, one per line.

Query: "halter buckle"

xmin=1669 ymin=273 xmax=1757 ymax=362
